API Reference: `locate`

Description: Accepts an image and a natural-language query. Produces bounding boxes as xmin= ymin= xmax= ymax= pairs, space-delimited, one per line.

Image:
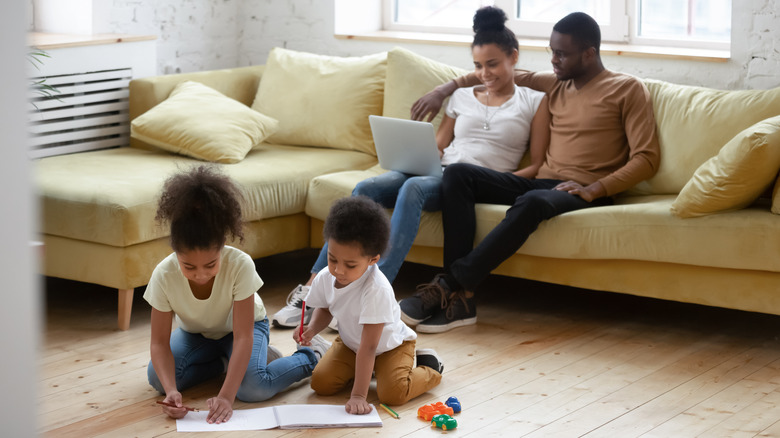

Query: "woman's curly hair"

xmin=156 ymin=165 xmax=244 ymax=252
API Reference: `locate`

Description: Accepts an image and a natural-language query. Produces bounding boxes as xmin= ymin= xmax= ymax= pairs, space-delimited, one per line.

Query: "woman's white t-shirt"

xmin=143 ymin=246 xmax=266 ymax=340
xmin=441 ymin=85 xmax=545 ymax=172
xmin=306 ymin=264 xmax=416 ymax=354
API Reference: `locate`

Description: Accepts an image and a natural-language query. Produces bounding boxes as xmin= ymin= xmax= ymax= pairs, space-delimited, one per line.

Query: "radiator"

xmin=28 ymin=68 xmax=132 ymax=159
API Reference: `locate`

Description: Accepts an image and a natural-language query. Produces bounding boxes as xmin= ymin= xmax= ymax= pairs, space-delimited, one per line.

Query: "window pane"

xmin=639 ymin=0 xmax=731 ymax=42
xmin=394 ymin=0 xmax=490 ymax=27
xmin=517 ymin=0 xmax=612 ymax=24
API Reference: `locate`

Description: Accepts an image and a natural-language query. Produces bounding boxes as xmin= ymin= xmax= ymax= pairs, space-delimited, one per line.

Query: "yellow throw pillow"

xmin=251 ymin=48 xmax=386 ymax=155
xmin=131 ymin=81 xmax=278 ymax=163
xmin=671 ymin=115 xmax=780 ymax=218
xmin=630 ymin=81 xmax=780 ymax=195
xmin=383 ymin=47 xmax=469 ymax=130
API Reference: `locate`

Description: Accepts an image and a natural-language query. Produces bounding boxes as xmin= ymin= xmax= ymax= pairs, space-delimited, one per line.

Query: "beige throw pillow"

xmin=630 ymin=81 xmax=780 ymax=195
xmin=383 ymin=47 xmax=469 ymax=131
xmin=251 ymin=48 xmax=386 ymax=155
xmin=131 ymin=81 xmax=278 ymax=163
xmin=671 ymin=115 xmax=780 ymax=218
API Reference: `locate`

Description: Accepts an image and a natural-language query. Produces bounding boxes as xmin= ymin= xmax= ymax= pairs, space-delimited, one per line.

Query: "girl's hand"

xmin=345 ymin=395 xmax=373 ymax=415
xmin=206 ymin=396 xmax=233 ymax=424
xmin=161 ymin=391 xmax=188 ymax=419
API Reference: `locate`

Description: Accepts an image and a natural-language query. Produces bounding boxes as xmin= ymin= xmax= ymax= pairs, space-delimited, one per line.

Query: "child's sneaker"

xmin=299 ymin=334 xmax=332 ymax=360
xmin=267 ymin=344 xmax=283 ymax=364
xmin=415 ymin=348 xmax=444 ymax=374
xmin=271 ymin=284 xmax=311 ymax=328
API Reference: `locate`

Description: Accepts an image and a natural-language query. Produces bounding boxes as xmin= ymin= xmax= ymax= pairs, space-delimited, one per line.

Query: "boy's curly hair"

xmin=323 ymin=196 xmax=390 ymax=257
xmin=155 ymin=165 xmax=244 ymax=252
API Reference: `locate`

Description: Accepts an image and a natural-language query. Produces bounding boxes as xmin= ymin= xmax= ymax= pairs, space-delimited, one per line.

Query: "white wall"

xmin=38 ymin=0 xmax=775 ymax=89
xmin=4 ymin=1 xmax=39 ymax=436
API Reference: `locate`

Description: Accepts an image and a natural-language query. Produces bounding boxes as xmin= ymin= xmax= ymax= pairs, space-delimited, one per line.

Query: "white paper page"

xmin=274 ymin=404 xmax=382 ymax=429
xmin=175 ymin=406 xmax=280 ymax=432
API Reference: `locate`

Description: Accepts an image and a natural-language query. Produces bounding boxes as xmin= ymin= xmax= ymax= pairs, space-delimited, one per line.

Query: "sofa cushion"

xmin=307 ymin=170 xmax=780 ymax=273
xmin=36 ymin=145 xmax=377 ymax=247
xmin=251 ymin=48 xmax=386 ymax=155
xmin=130 ymin=81 xmax=279 ymax=163
xmin=671 ymin=115 xmax=780 ymax=218
xmin=383 ymin=47 xmax=469 ymax=131
xmin=630 ymin=81 xmax=780 ymax=195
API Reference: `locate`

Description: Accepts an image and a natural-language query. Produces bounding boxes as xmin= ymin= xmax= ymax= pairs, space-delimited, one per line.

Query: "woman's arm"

xmin=207 ymin=295 xmax=254 ymax=424
xmin=435 ymin=115 xmax=456 ymax=158
xmin=514 ymin=95 xmax=551 ymax=179
xmin=150 ymin=308 xmax=188 ymax=419
xmin=347 ymin=323 xmax=383 ymax=414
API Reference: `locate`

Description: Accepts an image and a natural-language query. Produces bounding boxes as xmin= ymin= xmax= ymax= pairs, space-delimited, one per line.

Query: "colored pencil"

xmin=156 ymin=400 xmax=199 ymax=412
xmin=380 ymin=403 xmax=400 ymax=419
xmin=300 ymin=300 xmax=306 ymax=341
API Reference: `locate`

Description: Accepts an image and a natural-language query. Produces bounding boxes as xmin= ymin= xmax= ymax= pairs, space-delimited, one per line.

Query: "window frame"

xmin=382 ymin=0 xmax=730 ymax=51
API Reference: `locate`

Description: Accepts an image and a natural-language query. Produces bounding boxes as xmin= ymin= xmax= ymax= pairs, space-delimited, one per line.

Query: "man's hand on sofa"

xmin=411 ymin=80 xmax=458 ymax=122
xmin=554 ymin=180 xmax=606 ymax=203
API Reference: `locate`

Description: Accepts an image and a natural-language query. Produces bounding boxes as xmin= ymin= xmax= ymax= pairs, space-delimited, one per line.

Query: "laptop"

xmin=369 ymin=115 xmax=443 ymax=177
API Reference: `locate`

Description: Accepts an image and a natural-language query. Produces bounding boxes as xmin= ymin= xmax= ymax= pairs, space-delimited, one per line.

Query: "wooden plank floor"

xmin=40 ymin=249 xmax=780 ymax=437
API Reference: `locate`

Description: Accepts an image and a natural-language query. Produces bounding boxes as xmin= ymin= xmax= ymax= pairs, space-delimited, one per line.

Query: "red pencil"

xmin=299 ymin=300 xmax=306 ymax=341
xmin=156 ymin=400 xmax=199 ymax=412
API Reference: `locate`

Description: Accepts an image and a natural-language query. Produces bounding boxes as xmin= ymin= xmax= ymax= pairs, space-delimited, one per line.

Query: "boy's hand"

xmin=293 ymin=325 xmax=311 ymax=345
xmin=161 ymin=391 xmax=188 ymax=419
xmin=206 ymin=395 xmax=233 ymax=424
xmin=345 ymin=395 xmax=373 ymax=415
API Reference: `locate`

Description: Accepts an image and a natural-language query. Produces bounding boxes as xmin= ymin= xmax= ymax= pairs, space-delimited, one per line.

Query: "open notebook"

xmin=176 ymin=404 xmax=383 ymax=432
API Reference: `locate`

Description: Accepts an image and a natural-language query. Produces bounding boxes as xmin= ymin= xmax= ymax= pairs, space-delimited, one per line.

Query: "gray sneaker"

xmin=399 ymin=274 xmax=451 ymax=325
xmin=416 ymin=292 xmax=476 ymax=334
xmin=271 ymin=284 xmax=312 ymax=328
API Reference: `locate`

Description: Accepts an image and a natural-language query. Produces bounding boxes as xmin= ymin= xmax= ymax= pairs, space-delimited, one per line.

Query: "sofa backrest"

xmin=629 ymin=80 xmax=780 ymax=195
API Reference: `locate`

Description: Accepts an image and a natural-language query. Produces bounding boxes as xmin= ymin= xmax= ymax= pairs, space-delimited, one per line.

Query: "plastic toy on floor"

xmin=417 ymin=401 xmax=454 ymax=421
xmin=431 ymin=414 xmax=458 ymax=430
xmin=445 ymin=396 xmax=461 ymax=413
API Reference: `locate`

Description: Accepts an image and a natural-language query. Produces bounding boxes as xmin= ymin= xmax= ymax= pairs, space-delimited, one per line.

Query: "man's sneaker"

xmin=267 ymin=344 xmax=283 ymax=364
xmin=415 ymin=348 xmax=444 ymax=374
xmin=416 ymin=292 xmax=477 ymax=334
xmin=298 ymin=334 xmax=332 ymax=360
xmin=399 ymin=274 xmax=451 ymax=325
xmin=271 ymin=284 xmax=312 ymax=328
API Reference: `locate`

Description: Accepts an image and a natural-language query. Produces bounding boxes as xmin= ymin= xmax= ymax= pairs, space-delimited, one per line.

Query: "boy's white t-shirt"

xmin=441 ymin=85 xmax=545 ymax=172
xmin=143 ymin=245 xmax=266 ymax=340
xmin=306 ymin=264 xmax=416 ymax=354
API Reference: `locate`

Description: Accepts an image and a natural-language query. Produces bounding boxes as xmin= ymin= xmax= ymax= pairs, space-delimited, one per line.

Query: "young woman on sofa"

xmin=272 ymin=6 xmax=551 ymax=329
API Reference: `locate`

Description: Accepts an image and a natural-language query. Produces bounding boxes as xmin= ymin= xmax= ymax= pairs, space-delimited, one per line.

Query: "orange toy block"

xmin=417 ymin=402 xmax=454 ymax=421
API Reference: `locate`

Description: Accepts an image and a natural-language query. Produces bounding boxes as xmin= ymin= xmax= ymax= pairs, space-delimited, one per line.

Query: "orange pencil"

xmin=156 ymin=400 xmax=199 ymax=412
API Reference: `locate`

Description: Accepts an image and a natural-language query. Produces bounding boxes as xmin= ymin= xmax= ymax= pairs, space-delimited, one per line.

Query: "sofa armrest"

xmin=128 ymin=65 xmax=266 ymax=149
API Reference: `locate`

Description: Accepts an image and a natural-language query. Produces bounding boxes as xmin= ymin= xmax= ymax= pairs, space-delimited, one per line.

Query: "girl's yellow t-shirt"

xmin=143 ymin=246 xmax=265 ymax=339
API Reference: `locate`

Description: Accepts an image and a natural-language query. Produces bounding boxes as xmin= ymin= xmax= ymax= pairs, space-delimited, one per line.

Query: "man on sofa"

xmin=401 ymin=12 xmax=662 ymax=333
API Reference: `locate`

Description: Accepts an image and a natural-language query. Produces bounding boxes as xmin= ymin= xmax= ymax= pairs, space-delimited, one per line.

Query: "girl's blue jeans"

xmin=147 ymin=319 xmax=317 ymax=402
xmin=311 ymin=170 xmax=443 ymax=283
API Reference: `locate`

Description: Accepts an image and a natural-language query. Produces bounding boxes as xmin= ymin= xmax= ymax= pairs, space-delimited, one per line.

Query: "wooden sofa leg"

xmin=118 ymin=288 xmax=134 ymax=331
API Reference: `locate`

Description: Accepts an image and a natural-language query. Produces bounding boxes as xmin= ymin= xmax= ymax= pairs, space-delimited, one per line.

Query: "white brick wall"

xmin=29 ymin=0 xmax=780 ymax=89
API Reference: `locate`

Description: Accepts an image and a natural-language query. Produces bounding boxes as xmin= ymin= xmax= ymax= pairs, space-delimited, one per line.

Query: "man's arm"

xmin=597 ymin=81 xmax=661 ymax=196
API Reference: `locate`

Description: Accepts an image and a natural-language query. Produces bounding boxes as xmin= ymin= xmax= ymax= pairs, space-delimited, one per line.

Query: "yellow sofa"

xmin=35 ymin=47 xmax=780 ymax=330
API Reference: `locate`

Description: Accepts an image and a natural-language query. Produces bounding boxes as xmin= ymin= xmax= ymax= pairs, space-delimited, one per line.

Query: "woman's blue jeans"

xmin=311 ymin=170 xmax=443 ymax=283
xmin=147 ymin=319 xmax=317 ymax=402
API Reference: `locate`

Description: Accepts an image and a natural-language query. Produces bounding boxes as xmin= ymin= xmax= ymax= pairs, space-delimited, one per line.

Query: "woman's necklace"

xmin=483 ymin=90 xmax=504 ymax=131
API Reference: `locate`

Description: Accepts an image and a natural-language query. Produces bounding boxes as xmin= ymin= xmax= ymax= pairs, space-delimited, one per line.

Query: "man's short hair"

xmin=553 ymin=12 xmax=601 ymax=54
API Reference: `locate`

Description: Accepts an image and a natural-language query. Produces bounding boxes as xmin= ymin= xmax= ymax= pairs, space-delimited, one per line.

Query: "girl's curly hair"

xmin=156 ymin=165 xmax=244 ymax=252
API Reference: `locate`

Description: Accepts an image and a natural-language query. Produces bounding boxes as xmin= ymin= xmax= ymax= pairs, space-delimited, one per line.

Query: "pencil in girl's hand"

xmin=156 ymin=400 xmax=199 ymax=412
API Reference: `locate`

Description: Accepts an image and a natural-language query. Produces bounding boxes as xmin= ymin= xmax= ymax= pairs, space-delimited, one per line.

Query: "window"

xmin=384 ymin=0 xmax=731 ymax=49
